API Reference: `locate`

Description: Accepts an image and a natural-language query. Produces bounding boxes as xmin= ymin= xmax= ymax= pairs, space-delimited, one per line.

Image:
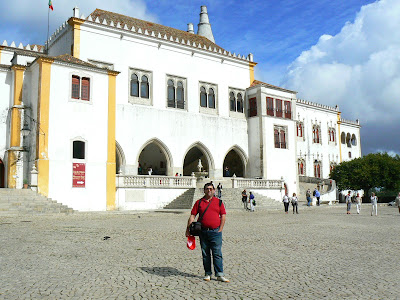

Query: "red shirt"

xmin=191 ymin=196 xmax=226 ymax=229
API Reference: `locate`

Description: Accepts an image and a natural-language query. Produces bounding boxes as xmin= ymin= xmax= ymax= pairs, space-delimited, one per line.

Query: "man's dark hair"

xmin=204 ymin=182 xmax=215 ymax=190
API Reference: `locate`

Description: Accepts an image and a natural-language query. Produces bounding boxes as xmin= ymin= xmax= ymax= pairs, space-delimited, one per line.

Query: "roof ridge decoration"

xmin=340 ymin=118 xmax=360 ymax=125
xmin=296 ymin=98 xmax=338 ymax=111
xmin=2 ymin=40 xmax=44 ymax=53
xmin=84 ymin=8 xmax=254 ymax=63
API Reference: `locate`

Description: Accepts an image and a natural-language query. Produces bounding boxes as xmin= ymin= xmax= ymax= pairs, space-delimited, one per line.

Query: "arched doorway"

xmin=138 ymin=140 xmax=171 ymax=175
xmin=115 ymin=142 xmax=125 ymax=174
xmin=183 ymin=147 xmax=209 ymax=176
xmin=223 ymin=149 xmax=245 ymax=177
xmin=0 ymin=158 xmax=4 ymax=188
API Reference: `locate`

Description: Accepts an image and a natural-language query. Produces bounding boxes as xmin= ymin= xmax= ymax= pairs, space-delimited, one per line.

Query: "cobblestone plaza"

xmin=0 ymin=205 xmax=398 ymax=299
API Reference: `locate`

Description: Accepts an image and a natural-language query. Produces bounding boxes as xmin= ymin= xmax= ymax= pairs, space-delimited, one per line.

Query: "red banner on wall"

xmin=73 ymin=163 xmax=85 ymax=188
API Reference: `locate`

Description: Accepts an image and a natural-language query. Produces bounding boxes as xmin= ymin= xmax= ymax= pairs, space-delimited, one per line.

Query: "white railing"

xmin=232 ymin=177 xmax=284 ymax=189
xmin=117 ymin=175 xmax=197 ymax=188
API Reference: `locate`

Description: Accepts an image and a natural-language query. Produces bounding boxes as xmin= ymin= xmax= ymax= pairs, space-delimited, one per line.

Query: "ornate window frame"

xmin=128 ymin=68 xmax=152 ymax=106
xmin=199 ymin=81 xmax=218 ymax=115
xmin=228 ymin=87 xmax=245 ymax=118
xmin=166 ymin=75 xmax=187 ymax=110
xmin=274 ymin=125 xmax=288 ymax=149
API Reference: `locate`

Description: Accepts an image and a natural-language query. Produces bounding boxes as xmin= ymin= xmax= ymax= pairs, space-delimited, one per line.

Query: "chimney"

xmin=187 ymin=23 xmax=194 ymax=34
xmin=73 ymin=7 xmax=80 ymax=18
xmin=197 ymin=6 xmax=215 ymax=43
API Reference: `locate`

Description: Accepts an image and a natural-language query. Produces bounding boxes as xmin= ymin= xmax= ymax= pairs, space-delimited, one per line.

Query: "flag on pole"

xmin=48 ymin=0 xmax=53 ymax=11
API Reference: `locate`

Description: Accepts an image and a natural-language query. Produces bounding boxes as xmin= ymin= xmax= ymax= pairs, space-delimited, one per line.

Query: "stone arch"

xmin=137 ymin=138 xmax=174 ymax=176
xmin=223 ymin=145 xmax=247 ymax=177
xmin=115 ymin=141 xmax=126 ymax=174
xmin=182 ymin=142 xmax=215 ymax=177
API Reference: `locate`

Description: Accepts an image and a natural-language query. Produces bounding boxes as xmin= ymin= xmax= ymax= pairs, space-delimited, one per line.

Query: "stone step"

xmin=0 ymin=188 xmax=74 ymax=215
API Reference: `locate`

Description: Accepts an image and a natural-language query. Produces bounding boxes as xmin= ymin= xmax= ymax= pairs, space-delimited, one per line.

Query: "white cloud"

xmin=0 ymin=0 xmax=157 ymax=45
xmin=282 ymin=0 xmax=400 ymax=126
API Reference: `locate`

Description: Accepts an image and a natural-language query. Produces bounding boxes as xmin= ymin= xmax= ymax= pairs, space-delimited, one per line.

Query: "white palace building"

xmin=0 ymin=6 xmax=361 ymax=211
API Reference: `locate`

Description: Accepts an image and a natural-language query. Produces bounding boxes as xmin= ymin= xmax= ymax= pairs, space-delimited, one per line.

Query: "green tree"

xmin=330 ymin=153 xmax=400 ymax=199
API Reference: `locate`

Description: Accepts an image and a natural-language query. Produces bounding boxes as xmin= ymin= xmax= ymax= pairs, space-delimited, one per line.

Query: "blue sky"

xmin=0 ymin=0 xmax=399 ymax=155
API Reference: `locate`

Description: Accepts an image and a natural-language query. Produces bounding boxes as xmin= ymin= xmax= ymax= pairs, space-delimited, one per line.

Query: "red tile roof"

xmin=88 ymin=9 xmax=228 ymax=54
xmin=250 ymin=80 xmax=297 ymax=94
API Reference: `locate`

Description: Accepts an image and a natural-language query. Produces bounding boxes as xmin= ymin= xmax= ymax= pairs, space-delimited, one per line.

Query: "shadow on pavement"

xmin=140 ymin=267 xmax=201 ymax=278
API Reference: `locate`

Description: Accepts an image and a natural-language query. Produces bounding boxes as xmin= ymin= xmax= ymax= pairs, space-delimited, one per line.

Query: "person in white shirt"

xmin=291 ymin=193 xmax=298 ymax=214
xmin=370 ymin=192 xmax=378 ymax=216
xmin=282 ymin=193 xmax=290 ymax=214
xmin=355 ymin=193 xmax=362 ymax=214
xmin=395 ymin=192 xmax=400 ymax=214
xmin=345 ymin=191 xmax=352 ymax=214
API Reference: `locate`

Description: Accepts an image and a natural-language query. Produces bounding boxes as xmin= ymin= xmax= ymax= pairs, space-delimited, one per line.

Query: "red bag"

xmin=187 ymin=236 xmax=196 ymax=250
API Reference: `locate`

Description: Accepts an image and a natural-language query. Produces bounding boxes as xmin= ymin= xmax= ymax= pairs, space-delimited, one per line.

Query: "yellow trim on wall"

xmin=337 ymin=112 xmax=342 ymax=163
xmin=36 ymin=57 xmax=54 ymax=197
xmin=249 ymin=62 xmax=257 ymax=85
xmin=68 ymin=18 xmax=85 ymax=59
xmin=106 ymin=71 xmax=118 ymax=210
xmin=7 ymin=65 xmax=26 ymax=188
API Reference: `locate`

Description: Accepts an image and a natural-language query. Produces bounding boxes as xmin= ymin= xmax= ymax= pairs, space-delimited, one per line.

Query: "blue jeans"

xmin=307 ymin=197 xmax=311 ymax=206
xmin=199 ymin=228 xmax=224 ymax=276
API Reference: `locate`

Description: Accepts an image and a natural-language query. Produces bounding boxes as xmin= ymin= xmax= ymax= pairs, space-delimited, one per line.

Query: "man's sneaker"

xmin=203 ymin=275 xmax=211 ymax=281
xmin=217 ymin=276 xmax=230 ymax=282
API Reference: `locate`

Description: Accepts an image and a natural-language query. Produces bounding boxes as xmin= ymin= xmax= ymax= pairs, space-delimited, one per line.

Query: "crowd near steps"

xmin=0 ymin=189 xmax=74 ymax=215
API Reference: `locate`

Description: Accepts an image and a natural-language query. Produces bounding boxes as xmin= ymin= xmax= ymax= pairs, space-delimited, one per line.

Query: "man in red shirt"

xmin=185 ymin=182 xmax=229 ymax=282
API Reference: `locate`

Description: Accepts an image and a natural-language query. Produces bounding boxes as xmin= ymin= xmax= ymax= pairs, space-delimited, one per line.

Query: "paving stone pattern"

xmin=0 ymin=205 xmax=399 ymax=299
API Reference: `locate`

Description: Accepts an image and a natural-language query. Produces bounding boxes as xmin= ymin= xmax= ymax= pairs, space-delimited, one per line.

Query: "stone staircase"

xmin=0 ymin=189 xmax=74 ymax=215
xmin=164 ymin=188 xmax=281 ymax=210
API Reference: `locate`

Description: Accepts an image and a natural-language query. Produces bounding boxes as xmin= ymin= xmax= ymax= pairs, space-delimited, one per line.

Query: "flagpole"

xmin=46 ymin=6 xmax=50 ymax=54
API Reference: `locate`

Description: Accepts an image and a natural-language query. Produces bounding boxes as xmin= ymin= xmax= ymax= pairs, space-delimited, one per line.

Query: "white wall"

xmin=340 ymin=122 xmax=362 ymax=161
xmin=46 ymin=63 xmax=110 ymax=211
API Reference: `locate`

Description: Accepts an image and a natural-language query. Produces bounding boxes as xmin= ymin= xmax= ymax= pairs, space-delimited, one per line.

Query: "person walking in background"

xmin=345 ymin=191 xmax=352 ymax=214
xmin=370 ymin=192 xmax=378 ymax=216
xmin=314 ymin=188 xmax=321 ymax=206
xmin=355 ymin=193 xmax=362 ymax=214
xmin=249 ymin=192 xmax=255 ymax=212
xmin=241 ymin=190 xmax=248 ymax=210
xmin=217 ymin=183 xmax=223 ymax=199
xmin=282 ymin=193 xmax=290 ymax=214
xmin=396 ymin=192 xmax=400 ymax=214
xmin=291 ymin=193 xmax=298 ymax=214
xmin=306 ymin=189 xmax=312 ymax=206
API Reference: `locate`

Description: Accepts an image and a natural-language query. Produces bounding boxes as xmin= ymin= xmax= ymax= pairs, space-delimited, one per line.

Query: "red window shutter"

xmin=300 ymin=124 xmax=303 ymax=137
xmin=72 ymin=76 xmax=80 ymax=99
xmin=276 ymin=100 xmax=282 ymax=117
xmin=274 ymin=129 xmax=279 ymax=148
xmin=266 ymin=97 xmax=274 ymax=116
xmin=280 ymin=129 xmax=286 ymax=148
xmin=81 ymin=78 xmax=90 ymax=101
xmin=249 ymin=98 xmax=257 ymax=117
xmin=284 ymin=101 xmax=291 ymax=119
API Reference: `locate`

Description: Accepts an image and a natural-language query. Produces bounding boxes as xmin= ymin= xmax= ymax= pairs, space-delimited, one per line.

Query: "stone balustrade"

xmin=231 ymin=177 xmax=284 ymax=189
xmin=116 ymin=175 xmax=197 ymax=188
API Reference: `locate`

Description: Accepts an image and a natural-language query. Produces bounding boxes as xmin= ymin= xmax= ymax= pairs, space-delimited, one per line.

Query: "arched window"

xmin=200 ymin=86 xmax=207 ymax=107
xmin=298 ymin=160 xmax=305 ymax=175
xmin=346 ymin=133 xmax=351 ymax=147
xmin=141 ymin=75 xmax=149 ymax=99
xmin=314 ymin=161 xmax=321 ymax=178
xmin=130 ymin=74 xmax=139 ymax=97
xmin=237 ymin=93 xmax=243 ymax=113
xmin=297 ymin=122 xmax=303 ymax=137
xmin=208 ymin=88 xmax=215 ymax=108
xmin=341 ymin=132 xmax=346 ymax=144
xmin=229 ymin=92 xmax=236 ymax=111
xmin=313 ymin=125 xmax=321 ymax=143
xmin=167 ymin=79 xmax=175 ymax=107
xmin=176 ymin=81 xmax=184 ymax=109
xmin=351 ymin=134 xmax=357 ymax=146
